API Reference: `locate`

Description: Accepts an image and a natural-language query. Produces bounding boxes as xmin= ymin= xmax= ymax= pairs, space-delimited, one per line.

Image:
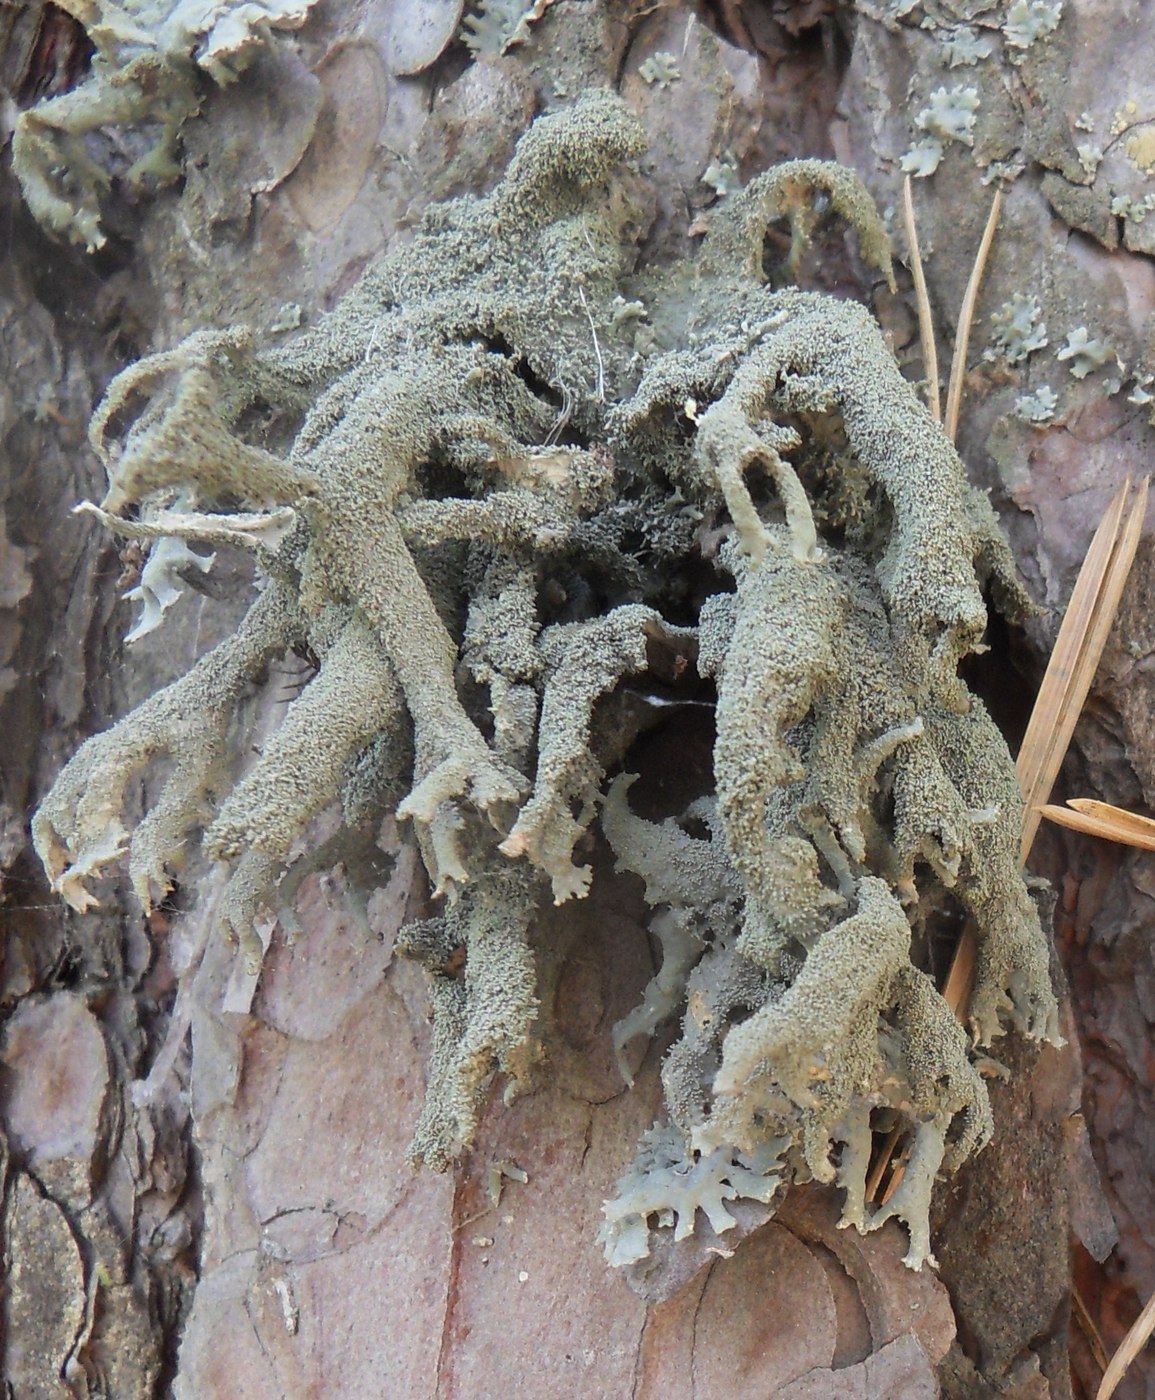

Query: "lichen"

xmin=599 ymin=1122 xmax=788 ymax=1267
xmin=1002 ymin=0 xmax=1063 ymax=52
xmin=35 ymin=92 xmax=1058 ymax=1279
xmin=1112 ymin=191 xmax=1155 ymax=224
xmin=1127 ymin=375 xmax=1154 ymax=406
xmin=11 ymin=0 xmax=321 ymax=251
xmin=902 ymin=86 xmax=980 ymax=177
xmin=941 ymin=29 xmax=993 ymax=67
xmin=122 ymin=534 xmax=216 ymax=643
xmin=901 ymin=140 xmax=947 ymax=179
xmin=1015 ymin=384 xmax=1059 ymax=422
xmin=1057 ymin=327 xmax=1114 ymax=378
xmin=638 ymin=52 xmax=681 ymax=89
xmin=986 ymin=293 xmax=1048 ymax=365
xmin=460 ymin=0 xmax=553 ymax=55
xmin=917 ymin=85 xmax=980 ymax=145
xmin=701 ymin=152 xmax=742 ymax=200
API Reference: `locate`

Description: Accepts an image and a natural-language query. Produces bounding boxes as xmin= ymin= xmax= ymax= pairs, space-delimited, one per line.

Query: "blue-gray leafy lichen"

xmin=34 ymin=91 xmax=1060 ymax=1276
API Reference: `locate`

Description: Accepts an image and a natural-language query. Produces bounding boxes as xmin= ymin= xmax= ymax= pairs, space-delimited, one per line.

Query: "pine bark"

xmin=1 ymin=3 xmax=1149 ymax=1396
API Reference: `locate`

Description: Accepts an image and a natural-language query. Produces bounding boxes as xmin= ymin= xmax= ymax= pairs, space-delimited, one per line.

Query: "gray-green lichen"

xmin=902 ymin=85 xmax=980 ymax=177
xmin=637 ymin=52 xmax=681 ymax=89
xmin=599 ymin=1122 xmax=788 ymax=1267
xmin=11 ymin=0 xmax=320 ymax=250
xmin=986 ymin=293 xmax=1048 ymax=366
xmin=1014 ymin=384 xmax=1059 ymax=423
xmin=1056 ymin=326 xmax=1115 ymax=379
xmin=460 ymin=0 xmax=551 ymax=56
xmin=1003 ymin=0 xmax=1063 ymax=52
xmin=35 ymin=92 xmax=1059 ymax=1277
xmin=941 ymin=30 xmax=993 ymax=68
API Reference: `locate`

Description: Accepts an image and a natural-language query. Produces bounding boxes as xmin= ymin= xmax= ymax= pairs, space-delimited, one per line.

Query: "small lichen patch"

xmin=1111 ymin=191 xmax=1155 ymax=226
xmin=1014 ymin=384 xmax=1059 ymax=422
xmin=123 ymin=536 xmax=216 ymax=643
xmin=1002 ymin=0 xmax=1063 ymax=52
xmin=1111 ymin=101 xmax=1140 ymax=139
xmin=701 ymin=151 xmax=742 ymax=200
xmin=12 ymin=0 xmax=322 ymax=250
xmin=1127 ymin=376 xmax=1154 ymax=406
xmin=1125 ymin=127 xmax=1155 ymax=176
xmin=901 ymin=141 xmax=947 ymax=179
xmin=986 ymin=294 xmax=1048 ymax=365
xmin=941 ymin=29 xmax=993 ymax=67
xmin=460 ymin=0 xmax=553 ymax=54
xmin=903 ymin=86 xmax=979 ymax=177
xmin=1057 ymin=326 xmax=1114 ymax=378
xmin=981 ymin=157 xmax=1026 ymax=186
xmin=638 ymin=52 xmax=681 ymax=88
xmin=917 ymin=86 xmax=980 ymax=144
xmin=599 ymin=1122 xmax=787 ymax=1267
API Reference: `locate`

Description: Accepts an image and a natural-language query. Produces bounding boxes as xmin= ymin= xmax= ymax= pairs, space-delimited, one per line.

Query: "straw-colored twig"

xmin=902 ymin=175 xmax=941 ymax=423
xmin=1016 ymin=479 xmax=1152 ymax=1398
xmin=1040 ymin=799 xmax=1155 ymax=852
xmin=1018 ymin=477 xmax=1149 ymax=861
xmin=1098 ymin=1288 xmax=1155 ymax=1400
xmin=940 ymin=919 xmax=977 ymax=1016
xmin=865 ymin=1125 xmax=903 ymax=1204
xmin=944 ymin=187 xmax=1002 ymax=444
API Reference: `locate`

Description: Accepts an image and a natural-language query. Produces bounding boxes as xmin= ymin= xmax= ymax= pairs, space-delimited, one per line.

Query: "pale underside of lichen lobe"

xmin=34 ymin=91 xmax=1057 ymax=1276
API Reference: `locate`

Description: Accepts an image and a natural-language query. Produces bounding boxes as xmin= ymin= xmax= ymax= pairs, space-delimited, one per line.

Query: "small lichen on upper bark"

xmin=11 ymin=0 xmax=321 ymax=250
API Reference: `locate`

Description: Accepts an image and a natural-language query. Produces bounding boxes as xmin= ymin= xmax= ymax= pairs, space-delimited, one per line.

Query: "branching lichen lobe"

xmin=34 ymin=91 xmax=1058 ymax=1282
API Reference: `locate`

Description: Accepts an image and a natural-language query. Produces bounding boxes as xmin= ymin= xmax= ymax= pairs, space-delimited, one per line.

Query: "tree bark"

xmin=1 ymin=2 xmax=1149 ymax=1396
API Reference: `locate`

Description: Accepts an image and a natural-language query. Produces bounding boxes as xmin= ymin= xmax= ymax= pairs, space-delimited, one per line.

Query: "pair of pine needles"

xmin=889 ymin=176 xmax=1153 ymax=1398
xmin=1019 ymin=476 xmax=1149 ymax=1400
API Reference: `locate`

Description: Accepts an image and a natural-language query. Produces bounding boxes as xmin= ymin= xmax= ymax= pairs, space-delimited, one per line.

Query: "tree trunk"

xmin=1 ymin=2 xmax=1149 ymax=1396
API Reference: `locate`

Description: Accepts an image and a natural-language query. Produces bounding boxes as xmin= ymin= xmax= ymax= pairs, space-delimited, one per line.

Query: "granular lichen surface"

xmin=33 ymin=91 xmax=1060 ymax=1280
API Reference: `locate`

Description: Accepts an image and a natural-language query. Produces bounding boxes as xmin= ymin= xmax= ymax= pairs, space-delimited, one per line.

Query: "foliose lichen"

xmin=34 ymin=91 xmax=1060 ymax=1279
xmin=1015 ymin=384 xmax=1059 ymax=423
xmin=701 ymin=152 xmax=742 ymax=201
xmin=1127 ymin=375 xmax=1154 ymax=406
xmin=1002 ymin=0 xmax=1063 ymax=53
xmin=941 ymin=29 xmax=993 ymax=68
xmin=986 ymin=293 xmax=1048 ymax=366
xmin=460 ymin=0 xmax=552 ymax=56
xmin=598 ymin=1122 xmax=788 ymax=1267
xmin=637 ymin=52 xmax=681 ymax=89
xmin=1057 ymin=326 xmax=1115 ymax=379
xmin=11 ymin=0 xmax=321 ymax=251
xmin=121 ymin=533 xmax=216 ymax=643
xmin=902 ymin=85 xmax=980 ymax=178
